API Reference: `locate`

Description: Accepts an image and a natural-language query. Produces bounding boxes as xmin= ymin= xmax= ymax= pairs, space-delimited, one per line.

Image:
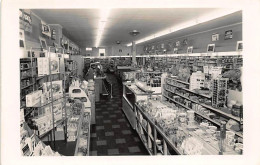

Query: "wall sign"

xmin=212 ymin=33 xmax=219 ymax=41
xmin=224 ymin=30 xmax=233 ymax=40
xmin=19 ymin=9 xmax=32 ymax=32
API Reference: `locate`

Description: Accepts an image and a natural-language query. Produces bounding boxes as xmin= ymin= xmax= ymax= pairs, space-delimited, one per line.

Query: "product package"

xmin=43 ymin=80 xmax=63 ymax=100
xmin=37 ymin=57 xmax=49 ymax=76
xmin=50 ymin=57 xmax=60 ymax=74
xmin=26 ymin=90 xmax=42 ymax=107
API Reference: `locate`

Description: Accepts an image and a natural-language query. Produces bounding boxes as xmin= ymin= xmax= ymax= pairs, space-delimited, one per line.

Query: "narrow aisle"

xmin=89 ymin=73 xmax=149 ymax=156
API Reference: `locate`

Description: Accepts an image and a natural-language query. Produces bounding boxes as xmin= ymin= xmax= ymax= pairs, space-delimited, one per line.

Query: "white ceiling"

xmin=32 ymin=9 xmax=242 ymax=48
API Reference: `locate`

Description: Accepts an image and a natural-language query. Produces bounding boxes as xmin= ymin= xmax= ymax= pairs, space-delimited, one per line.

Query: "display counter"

xmin=122 ymin=82 xmax=161 ymax=129
xmin=116 ymin=66 xmax=136 ymax=80
xmin=135 ymin=99 xmax=243 ymax=155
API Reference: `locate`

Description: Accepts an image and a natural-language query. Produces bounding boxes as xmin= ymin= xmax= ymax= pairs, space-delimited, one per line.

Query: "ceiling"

xmin=32 ymin=9 xmax=242 ymax=48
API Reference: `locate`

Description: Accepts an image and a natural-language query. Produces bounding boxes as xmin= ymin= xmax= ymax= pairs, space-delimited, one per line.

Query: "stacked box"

xmin=212 ymin=78 xmax=228 ymax=108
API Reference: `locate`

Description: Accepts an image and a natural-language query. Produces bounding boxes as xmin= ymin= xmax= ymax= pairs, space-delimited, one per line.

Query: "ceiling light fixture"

xmin=126 ymin=8 xmax=241 ymax=47
xmin=95 ymin=8 xmax=111 ymax=48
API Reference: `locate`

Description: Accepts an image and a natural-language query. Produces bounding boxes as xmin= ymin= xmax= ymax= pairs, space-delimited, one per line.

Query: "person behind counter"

xmin=85 ymin=66 xmax=95 ymax=81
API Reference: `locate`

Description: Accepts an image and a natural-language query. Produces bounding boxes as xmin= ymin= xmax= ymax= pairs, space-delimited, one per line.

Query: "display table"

xmin=122 ymin=82 xmax=161 ymax=129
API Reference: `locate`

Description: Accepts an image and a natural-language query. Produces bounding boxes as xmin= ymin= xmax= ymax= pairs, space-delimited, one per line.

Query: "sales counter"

xmin=135 ymin=99 xmax=242 ymax=155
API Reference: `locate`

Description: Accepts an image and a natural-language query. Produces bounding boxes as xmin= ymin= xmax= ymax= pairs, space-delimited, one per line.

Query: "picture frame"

xmin=39 ymin=37 xmax=48 ymax=50
xmin=176 ymin=41 xmax=180 ymax=47
xmin=173 ymin=48 xmax=178 ymax=54
xmin=187 ymin=46 xmax=193 ymax=54
xmin=41 ymin=20 xmax=51 ymax=37
xmin=236 ymin=41 xmax=243 ymax=51
xmin=212 ymin=33 xmax=219 ymax=41
xmin=207 ymin=44 xmax=215 ymax=52
xmin=224 ymin=30 xmax=233 ymax=40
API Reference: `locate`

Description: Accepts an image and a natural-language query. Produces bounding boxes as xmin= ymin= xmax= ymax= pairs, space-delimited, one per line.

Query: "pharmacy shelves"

xmin=164 ymin=87 xmax=240 ymax=122
xmin=163 ymin=90 xmax=243 ymax=138
xmin=165 ymin=79 xmax=211 ymax=99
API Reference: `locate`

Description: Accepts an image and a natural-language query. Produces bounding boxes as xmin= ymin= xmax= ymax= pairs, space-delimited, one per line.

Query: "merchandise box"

xmin=26 ymin=90 xmax=42 ymax=107
xmin=43 ymin=80 xmax=63 ymax=100
xmin=53 ymin=101 xmax=63 ymax=122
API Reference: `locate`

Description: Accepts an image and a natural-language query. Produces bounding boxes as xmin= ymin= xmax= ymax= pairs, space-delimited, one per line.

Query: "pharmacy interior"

xmin=19 ymin=8 xmax=243 ymax=156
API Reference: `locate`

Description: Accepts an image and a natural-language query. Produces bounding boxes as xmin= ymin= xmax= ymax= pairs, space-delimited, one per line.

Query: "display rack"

xmin=20 ymin=47 xmax=69 ymax=154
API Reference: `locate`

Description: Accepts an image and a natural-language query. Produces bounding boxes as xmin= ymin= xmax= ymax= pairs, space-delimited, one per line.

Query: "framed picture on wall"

xmin=207 ymin=44 xmax=215 ymax=52
xmin=236 ymin=41 xmax=243 ymax=51
xmin=212 ymin=33 xmax=219 ymax=41
xmin=176 ymin=41 xmax=180 ymax=47
xmin=224 ymin=30 xmax=233 ymax=40
xmin=173 ymin=48 xmax=178 ymax=54
xmin=41 ymin=20 xmax=51 ymax=37
xmin=187 ymin=46 xmax=193 ymax=54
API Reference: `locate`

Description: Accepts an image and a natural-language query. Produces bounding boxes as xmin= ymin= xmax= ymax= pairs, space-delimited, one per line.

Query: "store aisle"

xmin=89 ymin=73 xmax=149 ymax=156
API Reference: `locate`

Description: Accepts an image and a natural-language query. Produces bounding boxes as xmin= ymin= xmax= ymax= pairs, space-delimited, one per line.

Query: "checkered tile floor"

xmin=89 ymin=73 xmax=149 ymax=156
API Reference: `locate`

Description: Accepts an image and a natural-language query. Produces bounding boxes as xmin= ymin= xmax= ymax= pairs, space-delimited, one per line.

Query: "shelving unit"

xmin=163 ymin=76 xmax=243 ymax=138
xmin=20 ymin=49 xmax=69 ymax=153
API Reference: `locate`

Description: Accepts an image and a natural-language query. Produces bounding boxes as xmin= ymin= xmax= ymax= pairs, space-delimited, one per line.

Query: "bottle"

xmin=219 ymin=121 xmax=226 ymax=155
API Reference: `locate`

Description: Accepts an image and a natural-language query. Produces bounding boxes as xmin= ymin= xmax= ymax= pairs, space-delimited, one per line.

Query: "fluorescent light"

xmin=86 ymin=47 xmax=92 ymax=51
xmin=95 ymin=8 xmax=111 ymax=47
xmin=126 ymin=8 xmax=241 ymax=46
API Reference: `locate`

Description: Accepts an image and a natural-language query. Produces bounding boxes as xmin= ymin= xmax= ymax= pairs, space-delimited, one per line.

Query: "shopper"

xmin=85 ymin=66 xmax=95 ymax=81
